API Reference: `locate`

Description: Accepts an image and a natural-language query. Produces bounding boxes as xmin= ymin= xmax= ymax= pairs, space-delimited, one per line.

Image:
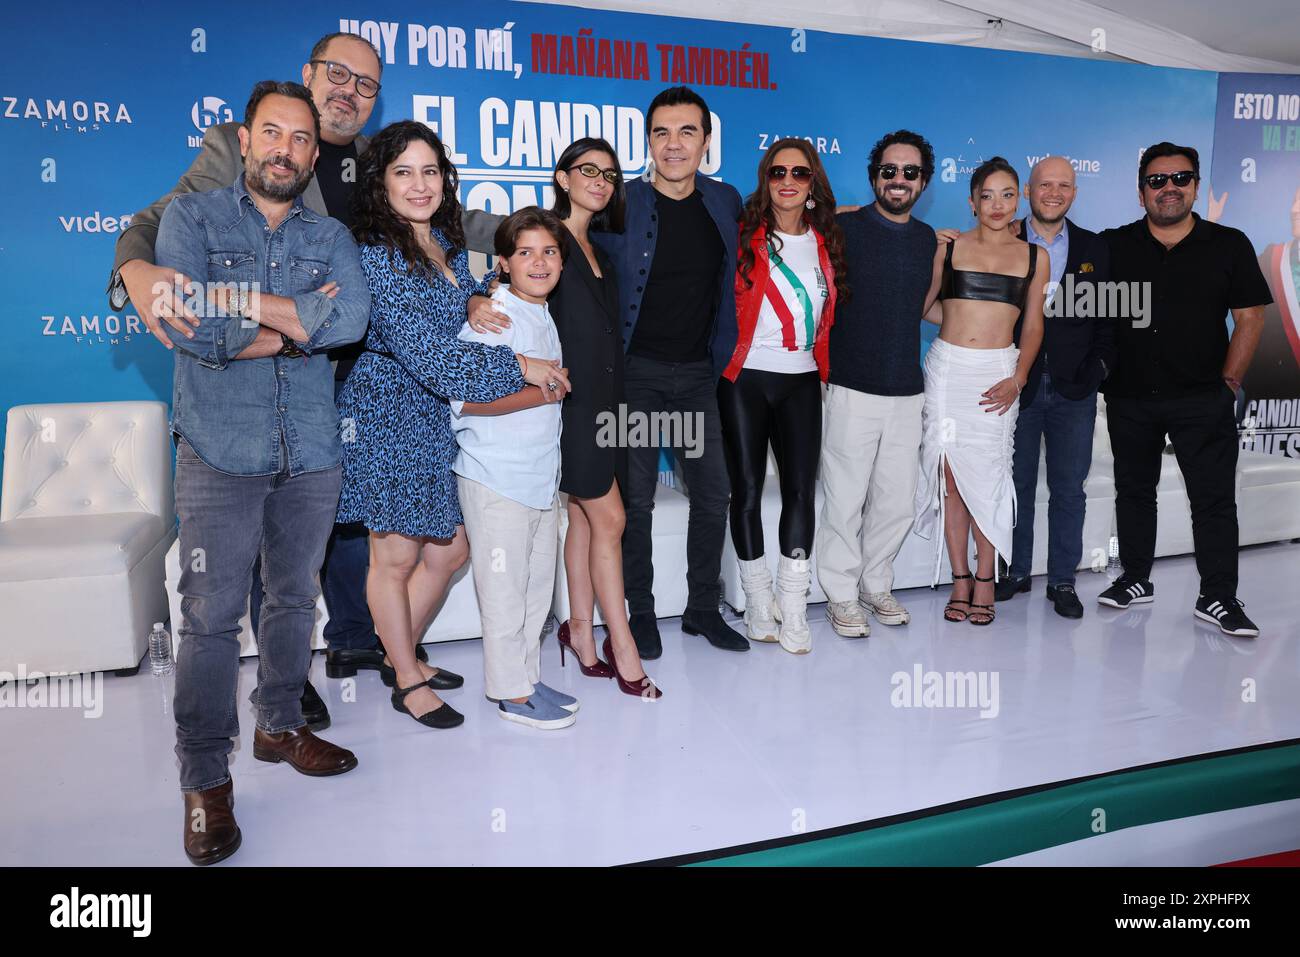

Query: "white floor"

xmin=3 ymin=542 xmax=1298 ymax=866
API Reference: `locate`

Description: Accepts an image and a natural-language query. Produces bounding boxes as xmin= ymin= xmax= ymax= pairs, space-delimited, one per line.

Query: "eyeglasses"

xmin=1141 ymin=170 xmax=1196 ymax=190
xmin=768 ymin=165 xmax=813 ymax=182
xmin=310 ymin=60 xmax=381 ymax=98
xmin=569 ymin=162 xmax=621 ymax=185
xmin=871 ymin=163 xmax=922 ymax=181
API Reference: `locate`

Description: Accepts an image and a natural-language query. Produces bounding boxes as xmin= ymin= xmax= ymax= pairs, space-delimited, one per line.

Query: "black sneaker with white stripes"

xmin=1097 ymin=576 xmax=1154 ymax=609
xmin=1194 ymin=596 xmax=1260 ymax=638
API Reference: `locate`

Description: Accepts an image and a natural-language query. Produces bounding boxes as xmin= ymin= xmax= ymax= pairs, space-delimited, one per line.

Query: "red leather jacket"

xmin=723 ymin=220 xmax=838 ymax=382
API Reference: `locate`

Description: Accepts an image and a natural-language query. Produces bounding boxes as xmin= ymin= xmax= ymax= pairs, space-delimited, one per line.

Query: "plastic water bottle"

xmin=149 ymin=622 xmax=174 ymax=676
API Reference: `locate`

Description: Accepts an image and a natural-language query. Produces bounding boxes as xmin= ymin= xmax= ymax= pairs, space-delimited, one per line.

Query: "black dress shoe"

xmin=300 ymin=680 xmax=331 ymax=731
xmin=1046 ymin=583 xmax=1084 ymax=619
xmin=326 ymin=643 xmax=427 ymax=679
xmin=379 ymin=659 xmax=464 ymax=690
xmin=994 ymin=576 xmax=1031 ymax=602
xmin=629 ymin=612 xmax=662 ymax=660
xmin=681 ymin=608 xmax=749 ymax=652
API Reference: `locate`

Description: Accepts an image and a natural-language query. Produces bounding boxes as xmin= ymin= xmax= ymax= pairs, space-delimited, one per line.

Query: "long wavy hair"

xmin=738 ymin=138 xmax=849 ymax=302
xmin=351 ymin=120 xmax=466 ymax=277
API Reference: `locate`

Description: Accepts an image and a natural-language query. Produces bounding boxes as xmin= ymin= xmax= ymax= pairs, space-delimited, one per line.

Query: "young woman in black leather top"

xmin=916 ymin=157 xmax=1047 ymax=625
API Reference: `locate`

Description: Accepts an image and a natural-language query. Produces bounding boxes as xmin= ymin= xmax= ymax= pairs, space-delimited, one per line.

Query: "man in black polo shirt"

xmin=1097 ymin=142 xmax=1270 ymax=637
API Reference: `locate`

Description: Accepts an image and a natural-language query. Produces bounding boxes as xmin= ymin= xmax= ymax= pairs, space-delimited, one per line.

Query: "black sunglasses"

xmin=1142 ymin=170 xmax=1197 ymax=190
xmin=871 ymin=163 xmax=922 ymax=181
xmin=768 ymin=165 xmax=813 ymax=182
xmin=568 ymin=162 xmax=621 ymax=185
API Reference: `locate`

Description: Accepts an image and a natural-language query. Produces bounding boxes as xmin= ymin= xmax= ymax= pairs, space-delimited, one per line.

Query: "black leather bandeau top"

xmin=939 ymin=240 xmax=1037 ymax=310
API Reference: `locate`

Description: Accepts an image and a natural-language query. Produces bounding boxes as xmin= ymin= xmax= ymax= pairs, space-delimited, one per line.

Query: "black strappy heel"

xmin=391 ymin=681 xmax=465 ymax=729
xmin=969 ymin=574 xmax=996 ymax=626
xmin=945 ymin=573 xmax=973 ymax=623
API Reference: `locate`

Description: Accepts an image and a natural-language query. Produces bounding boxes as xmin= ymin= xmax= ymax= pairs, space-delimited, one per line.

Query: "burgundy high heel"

xmin=557 ymin=620 xmax=614 ymax=678
xmin=603 ymin=636 xmax=663 ymax=700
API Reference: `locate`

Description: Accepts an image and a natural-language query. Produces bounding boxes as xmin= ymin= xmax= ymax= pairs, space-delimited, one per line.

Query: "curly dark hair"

xmin=868 ymin=129 xmax=935 ymax=186
xmin=738 ymin=138 xmax=849 ymax=302
xmin=351 ymin=120 xmax=465 ymax=277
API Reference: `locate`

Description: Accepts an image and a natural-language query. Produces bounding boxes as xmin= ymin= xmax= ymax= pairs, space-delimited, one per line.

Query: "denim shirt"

xmin=155 ymin=175 xmax=370 ymax=476
xmin=592 ymin=173 xmax=742 ymax=378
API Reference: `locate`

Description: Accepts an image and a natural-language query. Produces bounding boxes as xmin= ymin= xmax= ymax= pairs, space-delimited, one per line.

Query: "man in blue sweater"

xmin=816 ymin=130 xmax=937 ymax=637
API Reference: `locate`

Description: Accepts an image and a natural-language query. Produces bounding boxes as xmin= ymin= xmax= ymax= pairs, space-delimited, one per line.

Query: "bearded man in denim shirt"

xmin=153 ymin=81 xmax=369 ymax=866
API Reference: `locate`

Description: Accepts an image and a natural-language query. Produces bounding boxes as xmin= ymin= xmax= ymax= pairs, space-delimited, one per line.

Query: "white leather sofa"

xmin=0 ymin=402 xmax=175 ymax=676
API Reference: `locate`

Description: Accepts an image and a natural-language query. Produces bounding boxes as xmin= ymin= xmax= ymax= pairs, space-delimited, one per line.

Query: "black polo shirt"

xmin=1100 ymin=213 xmax=1271 ymax=399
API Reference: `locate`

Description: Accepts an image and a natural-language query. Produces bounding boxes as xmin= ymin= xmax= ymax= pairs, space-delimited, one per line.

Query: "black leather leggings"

xmin=716 ymin=368 xmax=822 ymax=562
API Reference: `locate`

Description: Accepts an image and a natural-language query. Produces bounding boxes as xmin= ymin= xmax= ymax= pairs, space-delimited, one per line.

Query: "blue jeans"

xmin=173 ymin=438 xmax=342 ymax=791
xmin=1009 ymin=374 xmax=1097 ymax=585
xmin=250 ymin=379 xmax=378 ymax=651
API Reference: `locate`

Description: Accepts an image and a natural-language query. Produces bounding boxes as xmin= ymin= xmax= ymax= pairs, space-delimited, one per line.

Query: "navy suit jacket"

xmin=1014 ymin=216 xmax=1115 ymax=407
xmin=593 ymin=173 xmax=743 ymax=377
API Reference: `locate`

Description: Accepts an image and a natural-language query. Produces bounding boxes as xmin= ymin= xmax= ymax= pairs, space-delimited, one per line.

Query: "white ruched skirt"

xmin=913 ymin=339 xmax=1020 ymax=585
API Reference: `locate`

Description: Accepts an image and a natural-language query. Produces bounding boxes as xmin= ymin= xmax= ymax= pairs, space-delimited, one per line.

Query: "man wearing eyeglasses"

xmin=1096 ymin=142 xmax=1270 ymax=638
xmin=107 ymin=32 xmax=499 ymax=729
xmin=816 ymin=130 xmax=936 ymax=638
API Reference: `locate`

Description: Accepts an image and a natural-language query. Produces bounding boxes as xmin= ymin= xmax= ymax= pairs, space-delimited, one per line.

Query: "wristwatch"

xmin=277 ymin=333 xmax=305 ymax=358
xmin=108 ymin=270 xmax=129 ymax=311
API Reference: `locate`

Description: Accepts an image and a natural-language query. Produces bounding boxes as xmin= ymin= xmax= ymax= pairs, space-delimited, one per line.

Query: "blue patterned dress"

xmin=337 ymin=230 xmax=525 ymax=538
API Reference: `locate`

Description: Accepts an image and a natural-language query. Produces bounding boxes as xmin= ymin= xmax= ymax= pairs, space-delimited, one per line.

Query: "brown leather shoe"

xmin=183 ymin=778 xmax=241 ymax=866
xmin=252 ymin=726 xmax=358 ymax=777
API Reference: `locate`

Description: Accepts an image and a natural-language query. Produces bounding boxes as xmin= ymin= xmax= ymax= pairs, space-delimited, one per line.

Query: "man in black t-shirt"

xmin=1097 ymin=142 xmax=1271 ymax=638
xmin=593 ymin=86 xmax=747 ymax=657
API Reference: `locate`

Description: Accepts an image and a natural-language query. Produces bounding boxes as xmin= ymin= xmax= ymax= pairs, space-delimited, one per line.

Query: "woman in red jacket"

xmin=719 ymin=138 xmax=848 ymax=654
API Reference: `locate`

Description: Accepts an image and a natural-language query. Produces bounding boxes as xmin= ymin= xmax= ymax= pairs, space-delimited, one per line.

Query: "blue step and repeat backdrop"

xmin=10 ymin=0 xmax=1295 ymax=464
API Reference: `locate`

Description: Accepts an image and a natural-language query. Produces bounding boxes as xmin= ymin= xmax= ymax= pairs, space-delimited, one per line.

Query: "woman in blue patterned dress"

xmin=337 ymin=121 xmax=570 ymax=728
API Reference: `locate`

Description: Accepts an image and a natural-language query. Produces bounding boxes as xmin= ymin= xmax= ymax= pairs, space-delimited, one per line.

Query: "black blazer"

xmin=1013 ymin=216 xmax=1115 ymax=407
xmin=550 ymin=235 xmax=627 ymax=499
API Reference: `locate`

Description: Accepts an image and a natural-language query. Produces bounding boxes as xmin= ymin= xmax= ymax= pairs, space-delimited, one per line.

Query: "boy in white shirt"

xmin=451 ymin=207 xmax=574 ymax=730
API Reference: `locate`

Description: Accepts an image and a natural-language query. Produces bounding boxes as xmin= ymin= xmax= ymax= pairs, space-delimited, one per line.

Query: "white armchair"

xmin=0 ymin=402 xmax=176 ymax=676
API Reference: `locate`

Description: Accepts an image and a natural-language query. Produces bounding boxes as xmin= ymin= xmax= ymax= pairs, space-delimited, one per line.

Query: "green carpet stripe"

xmin=689 ymin=742 xmax=1300 ymax=866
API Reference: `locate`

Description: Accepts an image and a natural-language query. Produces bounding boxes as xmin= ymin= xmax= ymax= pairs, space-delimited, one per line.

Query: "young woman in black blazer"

xmin=550 ymin=139 xmax=661 ymax=698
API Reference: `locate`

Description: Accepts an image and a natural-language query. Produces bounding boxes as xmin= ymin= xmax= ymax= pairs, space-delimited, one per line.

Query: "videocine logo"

xmin=49 ymin=887 xmax=151 ymax=937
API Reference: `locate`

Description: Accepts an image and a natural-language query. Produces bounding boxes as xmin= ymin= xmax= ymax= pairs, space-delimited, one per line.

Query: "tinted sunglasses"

xmin=1142 ymin=170 xmax=1197 ymax=190
xmin=871 ymin=163 xmax=922 ymax=181
xmin=768 ymin=165 xmax=813 ymax=182
xmin=569 ymin=162 xmax=621 ymax=185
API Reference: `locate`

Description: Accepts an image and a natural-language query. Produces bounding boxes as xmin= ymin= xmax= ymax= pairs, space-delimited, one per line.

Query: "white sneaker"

xmin=737 ymin=556 xmax=780 ymax=643
xmin=826 ymin=600 xmax=870 ymax=638
xmin=860 ymin=591 xmax=910 ymax=626
xmin=776 ymin=555 xmax=812 ymax=655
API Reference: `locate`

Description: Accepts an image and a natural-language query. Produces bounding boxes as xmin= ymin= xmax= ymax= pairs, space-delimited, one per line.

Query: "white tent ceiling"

xmin=524 ymin=0 xmax=1300 ymax=72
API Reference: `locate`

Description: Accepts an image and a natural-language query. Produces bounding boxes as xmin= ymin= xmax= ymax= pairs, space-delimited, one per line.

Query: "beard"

xmin=877 ymin=186 xmax=919 ymax=214
xmin=247 ymin=153 xmax=313 ymax=202
xmin=321 ymin=93 xmax=364 ymax=138
xmin=1146 ymin=192 xmax=1192 ymax=227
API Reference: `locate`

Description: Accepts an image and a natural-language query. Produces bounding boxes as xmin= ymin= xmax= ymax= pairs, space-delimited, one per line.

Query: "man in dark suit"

xmin=995 ymin=156 xmax=1114 ymax=618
